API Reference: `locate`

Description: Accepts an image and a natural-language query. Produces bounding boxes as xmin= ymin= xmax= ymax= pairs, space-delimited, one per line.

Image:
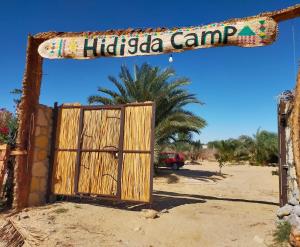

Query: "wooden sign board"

xmin=38 ymin=17 xmax=277 ymax=60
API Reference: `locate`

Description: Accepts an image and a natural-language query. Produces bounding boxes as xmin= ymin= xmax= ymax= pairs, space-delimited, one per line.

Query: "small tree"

xmin=210 ymin=140 xmax=234 ymax=174
xmin=215 ymin=153 xmax=227 ymax=174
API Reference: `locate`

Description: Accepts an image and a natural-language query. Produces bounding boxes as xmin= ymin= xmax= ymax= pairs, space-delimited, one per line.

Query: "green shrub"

xmin=0 ymin=108 xmax=18 ymax=146
xmin=53 ymin=208 xmax=69 ymax=214
xmin=207 ymin=129 xmax=278 ymax=166
xmin=273 ymin=221 xmax=291 ymax=245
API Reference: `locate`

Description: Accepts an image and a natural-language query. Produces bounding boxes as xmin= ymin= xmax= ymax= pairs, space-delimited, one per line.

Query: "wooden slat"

xmin=82 ymin=110 xmax=121 ymax=150
xmin=121 ymin=153 xmax=151 ymax=202
xmin=121 ymin=105 xmax=153 ymax=202
xmin=52 ymin=151 xmax=76 ymax=195
xmin=52 ymin=107 xmax=80 ymax=195
xmin=10 ymin=150 xmax=27 ymax=156
xmin=0 ymin=144 xmax=8 ymax=151
xmin=123 ymin=105 xmax=152 ymax=151
xmin=78 ymin=152 xmax=118 ymax=195
xmin=78 ymin=109 xmax=121 ymax=196
xmin=55 ymin=108 xmax=80 ymax=149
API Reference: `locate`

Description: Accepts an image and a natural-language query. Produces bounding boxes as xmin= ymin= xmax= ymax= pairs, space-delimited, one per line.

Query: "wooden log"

xmin=37 ymin=17 xmax=278 ymax=60
xmin=290 ymin=227 xmax=300 ymax=247
xmin=14 ymin=36 xmax=43 ymax=209
xmin=261 ymin=3 xmax=300 ymax=22
xmin=33 ymin=4 xmax=300 ymax=41
xmin=10 ymin=150 xmax=27 ymax=156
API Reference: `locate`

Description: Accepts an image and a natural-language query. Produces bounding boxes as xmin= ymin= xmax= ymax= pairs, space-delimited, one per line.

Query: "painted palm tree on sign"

xmin=88 ymin=63 xmax=206 ymax=147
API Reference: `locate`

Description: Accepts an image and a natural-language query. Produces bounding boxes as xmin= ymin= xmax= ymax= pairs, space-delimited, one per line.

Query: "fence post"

xmin=278 ymin=100 xmax=288 ymax=206
xmin=46 ymin=102 xmax=58 ymax=203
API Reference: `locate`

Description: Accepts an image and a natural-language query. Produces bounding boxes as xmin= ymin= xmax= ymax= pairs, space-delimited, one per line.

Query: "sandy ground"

xmin=0 ymin=161 xmax=279 ymax=247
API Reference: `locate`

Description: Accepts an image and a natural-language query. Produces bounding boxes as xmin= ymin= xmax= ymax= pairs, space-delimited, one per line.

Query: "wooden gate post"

xmin=14 ymin=35 xmax=43 ymax=209
xmin=278 ymin=100 xmax=288 ymax=206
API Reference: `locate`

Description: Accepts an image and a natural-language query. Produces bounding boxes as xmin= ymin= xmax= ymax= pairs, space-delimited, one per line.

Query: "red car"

xmin=159 ymin=152 xmax=185 ymax=170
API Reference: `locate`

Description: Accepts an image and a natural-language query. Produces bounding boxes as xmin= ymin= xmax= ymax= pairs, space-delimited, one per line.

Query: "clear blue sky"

xmin=0 ymin=0 xmax=300 ymax=143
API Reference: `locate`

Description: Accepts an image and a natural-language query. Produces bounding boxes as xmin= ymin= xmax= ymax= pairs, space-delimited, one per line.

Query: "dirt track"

xmin=0 ymin=162 xmax=279 ymax=246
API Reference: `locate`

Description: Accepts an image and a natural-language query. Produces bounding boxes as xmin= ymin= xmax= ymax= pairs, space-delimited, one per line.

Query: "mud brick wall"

xmin=28 ymin=105 xmax=52 ymax=206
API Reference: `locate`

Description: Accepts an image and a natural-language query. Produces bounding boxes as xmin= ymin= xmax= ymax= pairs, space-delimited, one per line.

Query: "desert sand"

xmin=0 ymin=161 xmax=279 ymax=246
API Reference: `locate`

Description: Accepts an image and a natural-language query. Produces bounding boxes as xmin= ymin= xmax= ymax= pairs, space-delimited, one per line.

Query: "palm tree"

xmin=208 ymin=130 xmax=278 ymax=166
xmin=234 ymin=135 xmax=255 ymax=161
xmin=169 ymin=132 xmax=193 ymax=152
xmin=252 ymin=129 xmax=278 ymax=165
xmin=10 ymin=88 xmax=22 ymax=108
xmin=88 ymin=63 xmax=206 ymax=148
xmin=189 ymin=140 xmax=203 ymax=161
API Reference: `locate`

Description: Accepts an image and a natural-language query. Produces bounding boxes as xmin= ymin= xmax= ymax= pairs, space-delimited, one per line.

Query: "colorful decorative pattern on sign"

xmin=38 ymin=17 xmax=278 ymax=59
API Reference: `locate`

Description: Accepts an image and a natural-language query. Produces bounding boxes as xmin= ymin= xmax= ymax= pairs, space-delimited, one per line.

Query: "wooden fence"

xmin=0 ymin=145 xmax=10 ymax=195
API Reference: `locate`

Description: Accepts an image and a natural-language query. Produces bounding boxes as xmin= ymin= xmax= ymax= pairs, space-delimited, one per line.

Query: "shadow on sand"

xmin=56 ymin=166 xmax=278 ymax=211
xmin=155 ymin=167 xmax=227 ymax=183
xmin=152 ymin=190 xmax=279 ymax=209
xmin=58 ymin=189 xmax=278 ymax=212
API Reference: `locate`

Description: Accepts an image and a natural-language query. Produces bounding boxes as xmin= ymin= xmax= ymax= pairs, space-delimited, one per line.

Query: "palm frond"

xmin=88 ymin=95 xmax=114 ymax=105
xmin=87 ymin=63 xmax=207 ymax=151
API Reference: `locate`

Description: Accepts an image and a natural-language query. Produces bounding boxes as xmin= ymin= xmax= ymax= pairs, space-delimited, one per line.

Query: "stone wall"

xmin=286 ymin=121 xmax=300 ymax=202
xmin=276 ymin=93 xmax=300 ymax=245
xmin=28 ymin=104 xmax=53 ymax=206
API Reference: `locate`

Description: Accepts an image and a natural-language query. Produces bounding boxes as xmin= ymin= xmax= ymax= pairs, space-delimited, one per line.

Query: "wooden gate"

xmin=49 ymin=102 xmax=155 ymax=203
xmin=278 ymin=99 xmax=288 ymax=206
